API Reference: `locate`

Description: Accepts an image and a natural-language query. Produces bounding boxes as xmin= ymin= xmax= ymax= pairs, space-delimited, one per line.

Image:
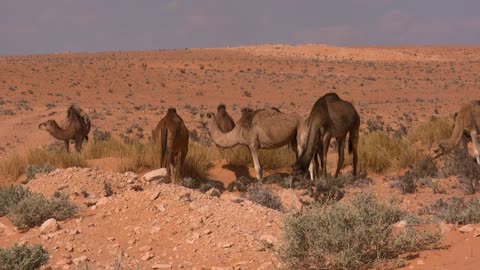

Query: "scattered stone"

xmin=40 ymin=218 xmax=60 ymax=234
xmin=394 ymin=220 xmax=407 ymax=228
xmin=440 ymin=222 xmax=453 ymax=234
xmin=72 ymin=256 xmax=88 ymax=265
xmin=142 ymin=168 xmax=168 ymax=182
xmin=203 ymin=229 xmax=212 ymax=235
xmin=155 ymin=204 xmax=166 ymax=212
xmin=96 ymin=197 xmax=110 ymax=206
xmin=417 ymin=259 xmax=425 ymax=265
xmin=206 ymin=188 xmax=221 ymax=197
xmin=139 ymin=246 xmax=152 ymax=252
xmin=150 ymin=191 xmax=161 ymax=201
xmin=141 ymin=252 xmax=154 ymax=261
xmin=459 ymin=224 xmax=475 ymax=233
xmin=65 ymin=243 xmax=74 ymax=252
xmin=219 ymin=242 xmax=233 ymax=248
xmin=125 ymin=171 xmax=138 ymax=180
xmin=259 ymin=235 xmax=278 ymax=247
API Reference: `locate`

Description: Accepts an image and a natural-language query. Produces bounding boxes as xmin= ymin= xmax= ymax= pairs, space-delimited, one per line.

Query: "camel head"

xmin=38 ymin=120 xmax=57 ymax=132
xmin=198 ymin=112 xmax=215 ymax=126
xmin=430 ymin=141 xmax=447 ymax=159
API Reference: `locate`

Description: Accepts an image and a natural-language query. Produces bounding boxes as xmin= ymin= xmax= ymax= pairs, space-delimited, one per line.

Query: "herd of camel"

xmin=38 ymin=92 xmax=480 ymax=183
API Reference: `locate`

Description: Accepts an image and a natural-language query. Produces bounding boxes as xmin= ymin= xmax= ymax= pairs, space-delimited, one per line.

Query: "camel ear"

xmin=207 ymin=113 xmax=212 ymax=118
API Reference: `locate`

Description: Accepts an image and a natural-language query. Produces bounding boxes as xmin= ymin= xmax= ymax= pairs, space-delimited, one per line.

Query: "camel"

xmin=297 ymin=118 xmax=320 ymax=180
xmin=431 ymin=101 xmax=480 ymax=164
xmin=38 ymin=105 xmax=91 ymax=153
xmin=215 ymin=104 xmax=235 ymax=133
xmin=293 ymin=93 xmax=360 ymax=178
xmin=152 ymin=108 xmax=189 ymax=183
xmin=199 ymin=108 xmax=301 ymax=181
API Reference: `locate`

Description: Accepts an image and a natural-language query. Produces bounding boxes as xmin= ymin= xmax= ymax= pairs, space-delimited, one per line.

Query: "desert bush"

xmin=180 ymin=177 xmax=202 ymax=189
xmin=408 ymin=116 xmax=453 ymax=148
xmin=420 ymin=197 xmax=480 ymax=224
xmin=312 ymin=175 xmax=345 ymax=203
xmin=0 ymin=185 xmax=32 ymax=216
xmin=442 ymin=149 xmax=480 ymax=194
xmin=0 ymin=153 xmax=26 ymax=181
xmin=24 ymin=164 xmax=53 ymax=183
xmin=8 ymin=192 xmax=77 ymax=230
xmin=282 ymin=193 xmax=440 ymax=269
xmin=392 ymin=172 xmax=416 ymax=194
xmin=103 ymin=181 xmax=113 ymax=197
xmin=358 ymin=131 xmax=425 ymax=173
xmin=244 ymin=183 xmax=283 ymax=211
xmin=0 ymin=243 xmax=49 ymax=270
xmin=182 ymin=142 xmax=215 ymax=180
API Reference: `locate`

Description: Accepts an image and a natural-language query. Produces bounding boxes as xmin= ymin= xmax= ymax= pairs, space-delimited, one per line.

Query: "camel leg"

xmin=74 ymin=136 xmax=84 ymax=153
xmin=64 ymin=140 xmax=70 ymax=153
xmin=179 ymin=146 xmax=188 ymax=180
xmin=321 ymin=132 xmax=332 ymax=178
xmin=470 ymin=130 xmax=480 ymax=165
xmin=334 ymin=136 xmax=346 ymax=177
xmin=461 ymin=134 xmax=469 ymax=157
xmin=249 ymin=146 xmax=263 ymax=182
xmin=169 ymin=152 xmax=177 ymax=183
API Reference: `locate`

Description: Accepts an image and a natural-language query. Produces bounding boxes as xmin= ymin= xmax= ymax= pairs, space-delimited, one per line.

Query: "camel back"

xmin=67 ymin=105 xmax=91 ymax=138
xmin=238 ymin=107 xmax=282 ymax=129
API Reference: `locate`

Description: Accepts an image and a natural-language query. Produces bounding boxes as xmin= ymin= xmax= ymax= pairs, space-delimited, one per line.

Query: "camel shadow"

xmin=222 ymin=164 xmax=252 ymax=179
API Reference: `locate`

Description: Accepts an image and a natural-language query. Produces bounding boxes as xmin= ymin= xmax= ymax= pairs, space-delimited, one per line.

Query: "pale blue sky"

xmin=2 ymin=0 xmax=480 ymax=55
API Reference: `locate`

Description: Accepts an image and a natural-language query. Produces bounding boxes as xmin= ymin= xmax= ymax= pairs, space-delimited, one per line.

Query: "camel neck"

xmin=49 ymin=122 xmax=75 ymax=140
xmin=206 ymin=120 xmax=239 ymax=148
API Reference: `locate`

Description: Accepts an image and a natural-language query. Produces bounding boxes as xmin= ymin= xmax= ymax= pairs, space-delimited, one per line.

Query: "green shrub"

xmin=0 ymin=243 xmax=48 ymax=270
xmin=0 ymin=185 xmax=32 ymax=216
xmin=282 ymin=193 xmax=440 ymax=269
xmin=24 ymin=164 xmax=53 ymax=183
xmin=8 ymin=192 xmax=77 ymax=230
xmin=420 ymin=197 xmax=480 ymax=224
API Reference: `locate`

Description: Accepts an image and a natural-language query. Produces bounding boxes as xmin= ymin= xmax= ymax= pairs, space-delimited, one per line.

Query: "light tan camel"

xmin=215 ymin=104 xmax=235 ymax=133
xmin=38 ymin=105 xmax=91 ymax=152
xmin=293 ymin=93 xmax=360 ymax=178
xmin=431 ymin=101 xmax=480 ymax=164
xmin=152 ymin=108 xmax=189 ymax=183
xmin=199 ymin=108 xmax=301 ymax=181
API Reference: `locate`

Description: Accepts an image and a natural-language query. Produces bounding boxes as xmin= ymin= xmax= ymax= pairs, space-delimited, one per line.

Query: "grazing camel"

xmin=431 ymin=101 xmax=480 ymax=164
xmin=215 ymin=104 xmax=236 ymax=133
xmin=293 ymin=93 xmax=360 ymax=178
xmin=38 ymin=105 xmax=91 ymax=152
xmin=152 ymin=108 xmax=189 ymax=183
xmin=199 ymin=108 xmax=301 ymax=182
xmin=297 ymin=118 xmax=320 ymax=180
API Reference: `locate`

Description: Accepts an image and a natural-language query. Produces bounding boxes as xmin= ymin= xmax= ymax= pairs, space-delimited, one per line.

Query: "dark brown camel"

xmin=152 ymin=108 xmax=189 ymax=182
xmin=293 ymin=93 xmax=360 ymax=178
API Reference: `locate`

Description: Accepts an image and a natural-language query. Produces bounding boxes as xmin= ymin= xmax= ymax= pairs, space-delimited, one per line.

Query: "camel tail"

xmin=160 ymin=125 xmax=168 ymax=168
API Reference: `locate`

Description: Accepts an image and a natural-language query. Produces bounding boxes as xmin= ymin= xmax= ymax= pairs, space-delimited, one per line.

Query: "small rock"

xmin=151 ymin=264 xmax=172 ymax=269
xmin=96 ymin=197 xmax=110 ymax=206
xmin=219 ymin=242 xmax=233 ymax=248
xmin=440 ymin=222 xmax=453 ymax=234
xmin=72 ymin=256 xmax=88 ymax=265
xmin=203 ymin=229 xmax=212 ymax=235
xmin=259 ymin=234 xmax=278 ymax=247
xmin=40 ymin=218 xmax=60 ymax=234
xmin=417 ymin=259 xmax=425 ymax=265
xmin=125 ymin=171 xmax=138 ymax=180
xmin=459 ymin=224 xmax=475 ymax=233
xmin=150 ymin=226 xmax=161 ymax=234
xmin=150 ymin=191 xmax=161 ymax=201
xmin=394 ymin=220 xmax=407 ymax=228
xmin=206 ymin=188 xmax=221 ymax=197
xmin=155 ymin=204 xmax=166 ymax=212
xmin=141 ymin=252 xmax=154 ymax=261
xmin=65 ymin=243 xmax=74 ymax=252
xmin=139 ymin=246 xmax=152 ymax=252
xmin=142 ymin=168 xmax=168 ymax=182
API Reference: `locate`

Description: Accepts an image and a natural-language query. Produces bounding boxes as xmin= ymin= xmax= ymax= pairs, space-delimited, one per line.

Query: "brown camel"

xmin=152 ymin=108 xmax=189 ymax=182
xmin=293 ymin=93 xmax=360 ymax=178
xmin=215 ymin=104 xmax=235 ymax=133
xmin=431 ymin=101 xmax=480 ymax=164
xmin=38 ymin=105 xmax=91 ymax=153
xmin=199 ymin=108 xmax=301 ymax=181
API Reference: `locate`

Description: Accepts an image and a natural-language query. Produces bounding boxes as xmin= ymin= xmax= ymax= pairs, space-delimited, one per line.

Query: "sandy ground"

xmin=1 ymin=44 xmax=480 ymax=269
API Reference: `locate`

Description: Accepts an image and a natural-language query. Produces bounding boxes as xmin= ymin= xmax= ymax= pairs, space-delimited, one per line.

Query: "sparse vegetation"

xmin=24 ymin=164 xmax=53 ymax=183
xmin=0 ymin=243 xmax=49 ymax=270
xmin=244 ymin=183 xmax=283 ymax=211
xmin=442 ymin=149 xmax=480 ymax=194
xmin=0 ymin=185 xmax=32 ymax=216
xmin=408 ymin=116 xmax=452 ymax=148
xmin=6 ymin=190 xmax=77 ymax=230
xmin=420 ymin=197 xmax=480 ymax=224
xmin=282 ymin=193 xmax=440 ymax=269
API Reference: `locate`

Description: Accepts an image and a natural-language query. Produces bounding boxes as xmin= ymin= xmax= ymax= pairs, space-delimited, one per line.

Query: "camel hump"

xmin=167 ymin=107 xmax=177 ymax=114
xmin=238 ymin=107 xmax=282 ymax=129
xmin=67 ymin=104 xmax=91 ymax=136
xmin=217 ymin=104 xmax=226 ymax=111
